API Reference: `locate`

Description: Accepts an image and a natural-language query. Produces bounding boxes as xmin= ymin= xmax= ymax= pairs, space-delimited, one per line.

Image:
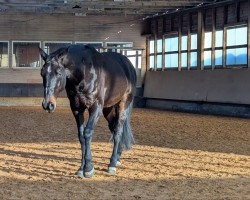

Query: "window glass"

xmin=157 ymin=55 xmax=162 ymax=69
xmin=227 ymin=27 xmax=247 ymax=46
xmin=12 ymin=41 xmax=40 ymax=67
xmin=165 ymin=53 xmax=178 ymax=68
xmin=204 ymin=32 xmax=212 ymax=49
xmin=191 ymin=34 xmax=197 ymax=50
xmin=204 ymin=50 xmax=211 ymax=66
xmin=181 ymin=53 xmax=187 ymax=68
xmin=190 ymin=52 xmax=197 ymax=67
xmin=127 ymin=50 xmax=137 ymax=56
xmin=215 ymin=30 xmax=223 ymax=47
xmin=106 ymin=42 xmax=132 ymax=53
xmin=138 ymin=56 xmax=141 ymax=69
xmin=0 ymin=42 xmax=8 ymax=67
xmin=150 ymin=40 xmax=155 ymax=54
xmin=165 ymin=37 xmax=178 ymax=52
xmin=226 ymin=48 xmax=247 ymax=65
xmin=215 ymin=50 xmax=223 ymax=66
xmin=157 ymin=39 xmax=162 ymax=53
xmin=181 ymin=36 xmax=188 ymax=51
xmin=128 ymin=57 xmax=136 ymax=68
xmin=44 ymin=42 xmax=72 ymax=54
xmin=150 ymin=55 xmax=154 ymax=69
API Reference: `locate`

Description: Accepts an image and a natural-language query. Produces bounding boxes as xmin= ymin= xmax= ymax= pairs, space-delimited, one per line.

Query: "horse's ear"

xmin=39 ymin=47 xmax=48 ymax=61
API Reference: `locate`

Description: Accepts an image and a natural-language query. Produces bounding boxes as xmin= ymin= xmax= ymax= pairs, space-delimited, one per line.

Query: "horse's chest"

xmin=68 ymin=87 xmax=96 ymax=108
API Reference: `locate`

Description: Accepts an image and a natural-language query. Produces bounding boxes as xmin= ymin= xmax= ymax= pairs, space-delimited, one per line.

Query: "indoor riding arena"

xmin=0 ymin=1 xmax=250 ymax=200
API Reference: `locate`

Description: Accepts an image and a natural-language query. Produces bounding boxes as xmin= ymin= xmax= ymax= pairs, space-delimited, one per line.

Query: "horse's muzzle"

xmin=42 ymin=100 xmax=55 ymax=113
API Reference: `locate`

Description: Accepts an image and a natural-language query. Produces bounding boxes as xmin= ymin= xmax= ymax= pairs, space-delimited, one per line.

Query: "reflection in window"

xmin=226 ymin=48 xmax=247 ymax=65
xmin=44 ymin=42 xmax=72 ymax=54
xmin=150 ymin=40 xmax=155 ymax=54
xmin=191 ymin=34 xmax=197 ymax=50
xmin=215 ymin=50 xmax=223 ymax=66
xmin=150 ymin=55 xmax=154 ymax=69
xmin=157 ymin=55 xmax=162 ymax=69
xmin=204 ymin=32 xmax=212 ymax=49
xmin=165 ymin=53 xmax=178 ymax=68
xmin=227 ymin=27 xmax=247 ymax=46
xmin=181 ymin=53 xmax=187 ymax=68
xmin=157 ymin=39 xmax=162 ymax=53
xmin=190 ymin=52 xmax=197 ymax=67
xmin=165 ymin=36 xmax=178 ymax=69
xmin=215 ymin=30 xmax=223 ymax=47
xmin=13 ymin=41 xmax=40 ymax=67
xmin=204 ymin=51 xmax=211 ymax=66
xmin=226 ymin=26 xmax=247 ymax=66
xmin=182 ymin=36 xmax=188 ymax=51
xmin=0 ymin=42 xmax=8 ymax=67
xmin=165 ymin=37 xmax=178 ymax=52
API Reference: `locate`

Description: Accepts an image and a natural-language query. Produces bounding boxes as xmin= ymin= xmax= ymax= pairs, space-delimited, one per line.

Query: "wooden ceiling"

xmin=0 ymin=0 xmax=229 ymax=16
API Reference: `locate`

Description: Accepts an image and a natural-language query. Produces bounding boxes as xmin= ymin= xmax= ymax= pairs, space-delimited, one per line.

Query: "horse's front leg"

xmin=72 ymin=109 xmax=85 ymax=178
xmin=83 ymin=103 xmax=102 ymax=178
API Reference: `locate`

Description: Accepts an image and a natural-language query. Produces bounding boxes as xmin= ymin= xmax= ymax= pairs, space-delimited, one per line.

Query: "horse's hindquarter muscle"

xmin=101 ymin=53 xmax=134 ymax=108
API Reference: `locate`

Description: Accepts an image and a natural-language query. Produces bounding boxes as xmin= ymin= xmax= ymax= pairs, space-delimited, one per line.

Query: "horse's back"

xmin=102 ymin=52 xmax=136 ymax=85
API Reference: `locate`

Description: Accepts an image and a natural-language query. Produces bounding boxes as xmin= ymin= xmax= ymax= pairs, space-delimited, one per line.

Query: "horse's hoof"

xmin=84 ymin=167 xmax=95 ymax=178
xmin=116 ymin=161 xmax=121 ymax=167
xmin=77 ymin=170 xmax=84 ymax=178
xmin=108 ymin=167 xmax=117 ymax=174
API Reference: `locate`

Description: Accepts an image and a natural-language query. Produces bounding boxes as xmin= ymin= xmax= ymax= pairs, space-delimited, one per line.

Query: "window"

xmin=181 ymin=36 xmax=188 ymax=68
xmin=190 ymin=34 xmax=197 ymax=68
xmin=149 ymin=39 xmax=155 ymax=70
xmin=44 ymin=41 xmax=72 ymax=54
xmin=75 ymin=42 xmax=103 ymax=52
xmin=204 ymin=32 xmax=212 ymax=67
xmin=124 ymin=50 xmax=142 ymax=69
xmin=165 ymin=36 xmax=178 ymax=68
xmin=156 ymin=39 xmax=163 ymax=69
xmin=226 ymin=26 xmax=247 ymax=66
xmin=0 ymin=41 xmax=9 ymax=68
xmin=106 ymin=42 xmax=133 ymax=53
xmin=12 ymin=41 xmax=40 ymax=68
xmin=215 ymin=30 xmax=223 ymax=66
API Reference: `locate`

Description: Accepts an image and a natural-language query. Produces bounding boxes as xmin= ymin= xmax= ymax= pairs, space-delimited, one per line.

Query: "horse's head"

xmin=39 ymin=47 xmax=69 ymax=113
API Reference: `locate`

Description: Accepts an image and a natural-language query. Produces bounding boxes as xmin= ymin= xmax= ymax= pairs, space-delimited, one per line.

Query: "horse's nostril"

xmin=42 ymin=100 xmax=47 ymax=110
xmin=48 ymin=102 xmax=55 ymax=112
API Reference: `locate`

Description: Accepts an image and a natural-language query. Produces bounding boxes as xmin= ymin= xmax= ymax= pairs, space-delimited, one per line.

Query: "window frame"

xmin=225 ymin=25 xmax=248 ymax=68
xmin=43 ymin=41 xmax=72 ymax=55
xmin=0 ymin=41 xmax=9 ymax=68
xmin=164 ymin=34 xmax=179 ymax=69
xmin=12 ymin=40 xmax=41 ymax=68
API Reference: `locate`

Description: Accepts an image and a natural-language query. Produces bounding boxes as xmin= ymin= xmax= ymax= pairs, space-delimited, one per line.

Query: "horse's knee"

xmin=84 ymin=128 xmax=94 ymax=140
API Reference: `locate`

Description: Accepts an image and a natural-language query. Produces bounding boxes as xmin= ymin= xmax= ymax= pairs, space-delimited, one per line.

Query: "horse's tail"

xmin=120 ymin=100 xmax=135 ymax=151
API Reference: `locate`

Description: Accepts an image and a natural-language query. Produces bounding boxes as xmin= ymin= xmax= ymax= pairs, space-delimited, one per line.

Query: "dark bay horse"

xmin=39 ymin=44 xmax=136 ymax=178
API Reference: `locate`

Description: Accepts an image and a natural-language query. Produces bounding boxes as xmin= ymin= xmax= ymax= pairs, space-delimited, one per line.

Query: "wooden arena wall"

xmin=142 ymin=0 xmax=250 ymax=110
xmin=0 ymin=14 xmax=146 ymax=98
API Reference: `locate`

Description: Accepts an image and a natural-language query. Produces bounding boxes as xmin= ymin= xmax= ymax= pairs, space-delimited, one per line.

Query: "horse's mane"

xmin=49 ymin=46 xmax=70 ymax=59
xmin=84 ymin=44 xmax=99 ymax=53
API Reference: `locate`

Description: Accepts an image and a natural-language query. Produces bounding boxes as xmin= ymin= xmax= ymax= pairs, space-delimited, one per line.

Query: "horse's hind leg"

xmin=104 ymin=98 xmax=133 ymax=174
xmin=103 ymin=106 xmax=122 ymax=167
